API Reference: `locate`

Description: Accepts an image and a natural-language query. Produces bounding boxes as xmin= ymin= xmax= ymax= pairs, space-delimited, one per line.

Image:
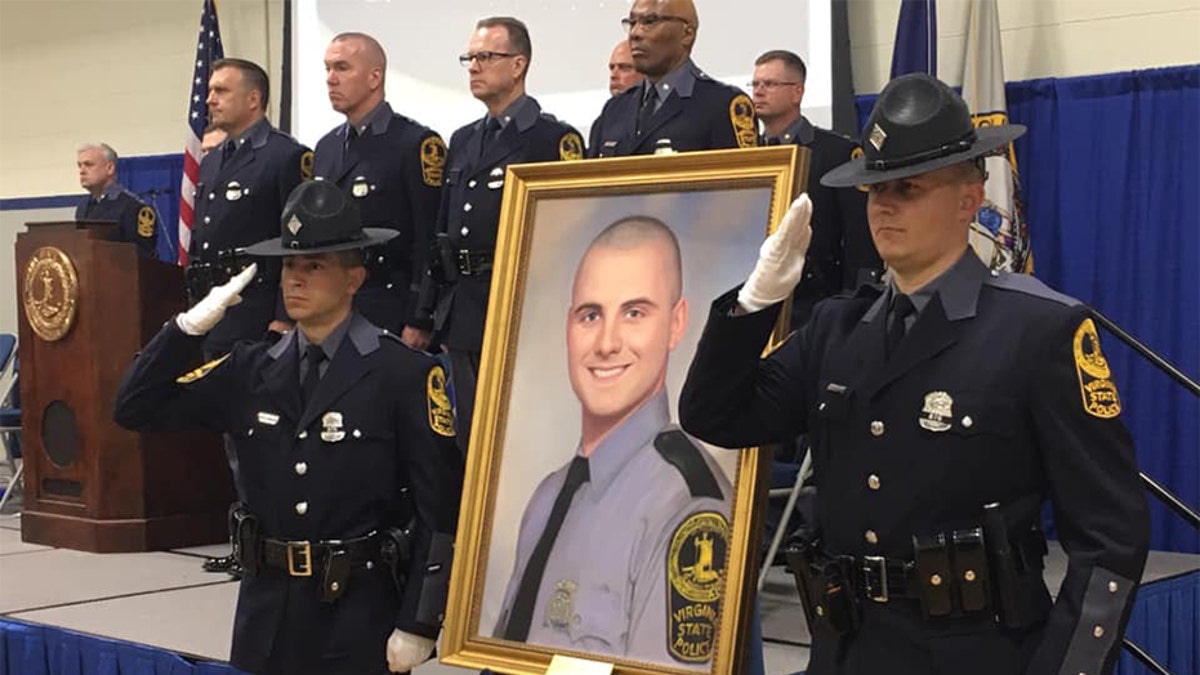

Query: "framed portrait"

xmin=442 ymin=146 xmax=806 ymax=675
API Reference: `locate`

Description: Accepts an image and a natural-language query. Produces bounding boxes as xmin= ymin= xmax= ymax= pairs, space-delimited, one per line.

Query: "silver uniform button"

xmin=1092 ymin=625 xmax=1104 ymax=638
xmin=460 ymin=226 xmax=469 ymax=237
xmin=818 ymin=402 xmax=827 ymax=411
xmin=864 ymin=530 xmax=878 ymax=545
xmin=468 ymin=180 xmax=477 ymax=188
xmin=867 ymin=475 xmax=881 ymax=490
xmin=294 ymin=501 xmax=308 ymax=515
xmin=202 ymin=241 xmax=210 ymax=250
xmin=352 ymin=429 xmax=362 ymax=438
xmin=463 ymin=202 xmax=472 ymax=212
xmin=298 ymin=430 xmax=308 ymax=440
xmin=294 ymin=462 xmax=307 ymax=476
xmin=247 ymin=428 xmax=254 ymax=437
xmin=870 ymin=420 xmax=885 ymax=436
xmin=962 ymin=416 xmax=974 ymax=428
xmin=1108 ymin=581 xmax=1119 ymax=593
xmin=203 ymin=216 xmax=211 ymax=224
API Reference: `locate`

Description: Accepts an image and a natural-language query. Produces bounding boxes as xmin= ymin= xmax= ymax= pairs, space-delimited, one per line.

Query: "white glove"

xmin=737 ymin=194 xmax=813 ymax=312
xmin=176 ymin=263 xmax=258 ymax=336
xmin=386 ymin=629 xmax=436 ymax=673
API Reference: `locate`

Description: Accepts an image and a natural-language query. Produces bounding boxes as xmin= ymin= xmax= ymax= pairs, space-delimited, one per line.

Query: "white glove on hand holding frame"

xmin=176 ymin=263 xmax=258 ymax=336
xmin=737 ymin=194 xmax=813 ymax=313
xmin=386 ymin=629 xmax=436 ymax=673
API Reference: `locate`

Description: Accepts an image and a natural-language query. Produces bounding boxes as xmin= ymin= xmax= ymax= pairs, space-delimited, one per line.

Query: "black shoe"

xmin=203 ymin=554 xmax=237 ymax=573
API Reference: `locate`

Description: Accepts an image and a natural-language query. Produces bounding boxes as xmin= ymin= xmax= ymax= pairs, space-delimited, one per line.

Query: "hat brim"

xmin=242 ymin=228 xmax=399 ymax=257
xmin=820 ymin=124 xmax=1026 ymax=188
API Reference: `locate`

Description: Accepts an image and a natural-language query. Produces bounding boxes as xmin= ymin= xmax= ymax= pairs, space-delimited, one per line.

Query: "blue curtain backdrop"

xmin=856 ymin=65 xmax=1200 ymax=554
xmin=116 ymin=153 xmax=183 ymax=263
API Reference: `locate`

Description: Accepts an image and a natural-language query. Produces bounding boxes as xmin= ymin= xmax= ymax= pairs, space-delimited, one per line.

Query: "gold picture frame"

xmin=442 ymin=146 xmax=807 ymax=675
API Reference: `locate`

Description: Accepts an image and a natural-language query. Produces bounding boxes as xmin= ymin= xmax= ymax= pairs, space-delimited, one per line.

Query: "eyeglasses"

xmin=620 ymin=14 xmax=689 ymax=32
xmin=747 ymin=80 xmax=802 ymax=90
xmin=458 ymin=51 xmax=518 ymax=67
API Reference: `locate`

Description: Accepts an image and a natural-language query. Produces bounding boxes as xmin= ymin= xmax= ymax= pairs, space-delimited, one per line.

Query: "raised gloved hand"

xmin=386 ymin=629 xmax=436 ymax=673
xmin=176 ymin=263 xmax=258 ymax=336
xmin=737 ymin=194 xmax=813 ymax=313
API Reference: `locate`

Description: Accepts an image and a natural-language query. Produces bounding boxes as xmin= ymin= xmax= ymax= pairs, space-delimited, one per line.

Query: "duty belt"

xmin=260 ymin=531 xmax=381 ymax=578
xmin=455 ymin=249 xmax=493 ymax=277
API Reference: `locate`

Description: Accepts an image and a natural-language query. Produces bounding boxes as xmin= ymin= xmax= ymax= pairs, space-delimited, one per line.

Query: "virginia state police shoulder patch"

xmin=667 ymin=510 xmax=729 ymax=663
xmin=426 ymin=365 xmax=456 ymax=436
xmin=1073 ymin=318 xmax=1121 ymax=418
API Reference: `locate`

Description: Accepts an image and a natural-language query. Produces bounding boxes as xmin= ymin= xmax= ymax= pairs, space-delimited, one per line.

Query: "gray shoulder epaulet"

xmin=985 ymin=271 xmax=1080 ymax=307
xmin=654 ymin=430 xmax=723 ymax=500
xmin=539 ymin=111 xmax=560 ymax=122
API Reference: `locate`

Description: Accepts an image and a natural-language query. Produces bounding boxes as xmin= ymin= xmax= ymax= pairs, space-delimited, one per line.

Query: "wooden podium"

xmin=15 ymin=221 xmax=234 ymax=552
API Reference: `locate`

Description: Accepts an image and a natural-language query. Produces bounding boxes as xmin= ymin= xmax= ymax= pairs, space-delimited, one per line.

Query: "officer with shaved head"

xmin=588 ymin=0 xmax=757 ymax=157
xmin=313 ymin=32 xmax=446 ymax=348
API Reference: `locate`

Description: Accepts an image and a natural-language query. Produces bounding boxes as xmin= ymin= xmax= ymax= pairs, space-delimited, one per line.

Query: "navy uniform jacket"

xmin=193 ymin=118 xmax=310 ymax=354
xmin=493 ymin=391 xmax=732 ymax=668
xmin=588 ymin=59 xmax=757 ymax=157
xmin=679 ymin=252 xmax=1149 ymax=675
xmin=113 ymin=313 xmax=462 ymax=675
xmin=764 ymin=117 xmax=882 ymax=326
xmin=75 ymin=183 xmax=158 ymax=258
xmin=423 ymin=96 xmax=584 ymax=352
xmin=313 ymin=102 xmax=445 ymax=333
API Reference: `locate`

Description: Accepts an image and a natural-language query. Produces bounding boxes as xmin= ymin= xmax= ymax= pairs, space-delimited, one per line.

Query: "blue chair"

xmin=0 ymin=334 xmax=21 ymax=514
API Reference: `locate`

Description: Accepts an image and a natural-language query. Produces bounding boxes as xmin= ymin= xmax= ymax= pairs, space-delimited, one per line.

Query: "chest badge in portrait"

xmin=918 ymin=391 xmax=954 ymax=432
xmin=225 ymin=181 xmax=244 ymax=202
xmin=544 ymin=579 xmax=577 ymax=630
xmin=321 ymin=411 xmax=346 ymax=443
xmin=352 ymin=176 xmax=370 ymax=198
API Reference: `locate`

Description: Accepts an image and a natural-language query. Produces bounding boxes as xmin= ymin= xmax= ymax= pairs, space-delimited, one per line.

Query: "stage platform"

xmin=0 ymin=501 xmax=1196 ymax=674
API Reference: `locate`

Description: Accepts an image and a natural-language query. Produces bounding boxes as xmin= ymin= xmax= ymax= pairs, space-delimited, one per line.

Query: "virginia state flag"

xmin=961 ymin=0 xmax=1032 ymax=273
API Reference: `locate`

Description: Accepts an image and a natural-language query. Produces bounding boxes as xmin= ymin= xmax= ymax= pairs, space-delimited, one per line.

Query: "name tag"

xmin=256 ymin=411 xmax=280 ymax=426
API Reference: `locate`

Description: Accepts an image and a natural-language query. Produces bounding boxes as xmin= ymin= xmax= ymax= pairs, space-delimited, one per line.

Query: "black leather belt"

xmin=455 ymin=249 xmax=493 ymax=277
xmin=260 ymin=532 xmax=381 ymax=578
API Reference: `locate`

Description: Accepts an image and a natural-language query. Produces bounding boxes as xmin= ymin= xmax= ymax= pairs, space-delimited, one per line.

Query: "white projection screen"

xmin=291 ymin=0 xmax=830 ymax=148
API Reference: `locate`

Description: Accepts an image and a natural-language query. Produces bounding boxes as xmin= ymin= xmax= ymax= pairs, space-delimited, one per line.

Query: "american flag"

xmin=178 ymin=0 xmax=224 ymax=266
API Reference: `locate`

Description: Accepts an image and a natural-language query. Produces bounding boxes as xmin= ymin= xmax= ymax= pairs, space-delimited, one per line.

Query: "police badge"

xmin=321 ymin=411 xmax=346 ymax=443
xmin=351 ymin=176 xmax=370 ymax=198
xmin=225 ymin=181 xmax=244 ymax=201
xmin=544 ymin=579 xmax=577 ymax=630
xmin=919 ymin=391 xmax=954 ymax=432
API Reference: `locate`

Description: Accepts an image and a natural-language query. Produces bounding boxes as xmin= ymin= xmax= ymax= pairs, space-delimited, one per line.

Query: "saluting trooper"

xmin=680 ymin=73 xmax=1149 ymax=675
xmin=115 ymin=180 xmax=463 ymax=675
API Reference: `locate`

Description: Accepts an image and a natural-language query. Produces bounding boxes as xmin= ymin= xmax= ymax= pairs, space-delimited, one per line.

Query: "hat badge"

xmin=869 ymin=123 xmax=888 ymax=151
xmin=286 ymin=216 xmax=303 ymax=236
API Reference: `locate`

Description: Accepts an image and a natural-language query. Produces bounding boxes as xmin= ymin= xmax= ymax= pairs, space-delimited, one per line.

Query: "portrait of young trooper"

xmin=115 ymin=179 xmax=463 ymax=675
xmin=680 ymin=73 xmax=1149 ymax=675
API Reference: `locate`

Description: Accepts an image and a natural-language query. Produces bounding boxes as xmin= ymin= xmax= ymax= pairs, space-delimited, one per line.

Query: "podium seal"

xmin=24 ymin=246 xmax=79 ymax=342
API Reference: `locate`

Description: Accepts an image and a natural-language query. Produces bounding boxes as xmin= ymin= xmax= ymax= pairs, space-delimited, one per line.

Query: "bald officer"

xmin=314 ymin=32 xmax=445 ymax=346
xmin=588 ymin=0 xmax=757 ymax=157
xmin=494 ymin=217 xmax=732 ymax=669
